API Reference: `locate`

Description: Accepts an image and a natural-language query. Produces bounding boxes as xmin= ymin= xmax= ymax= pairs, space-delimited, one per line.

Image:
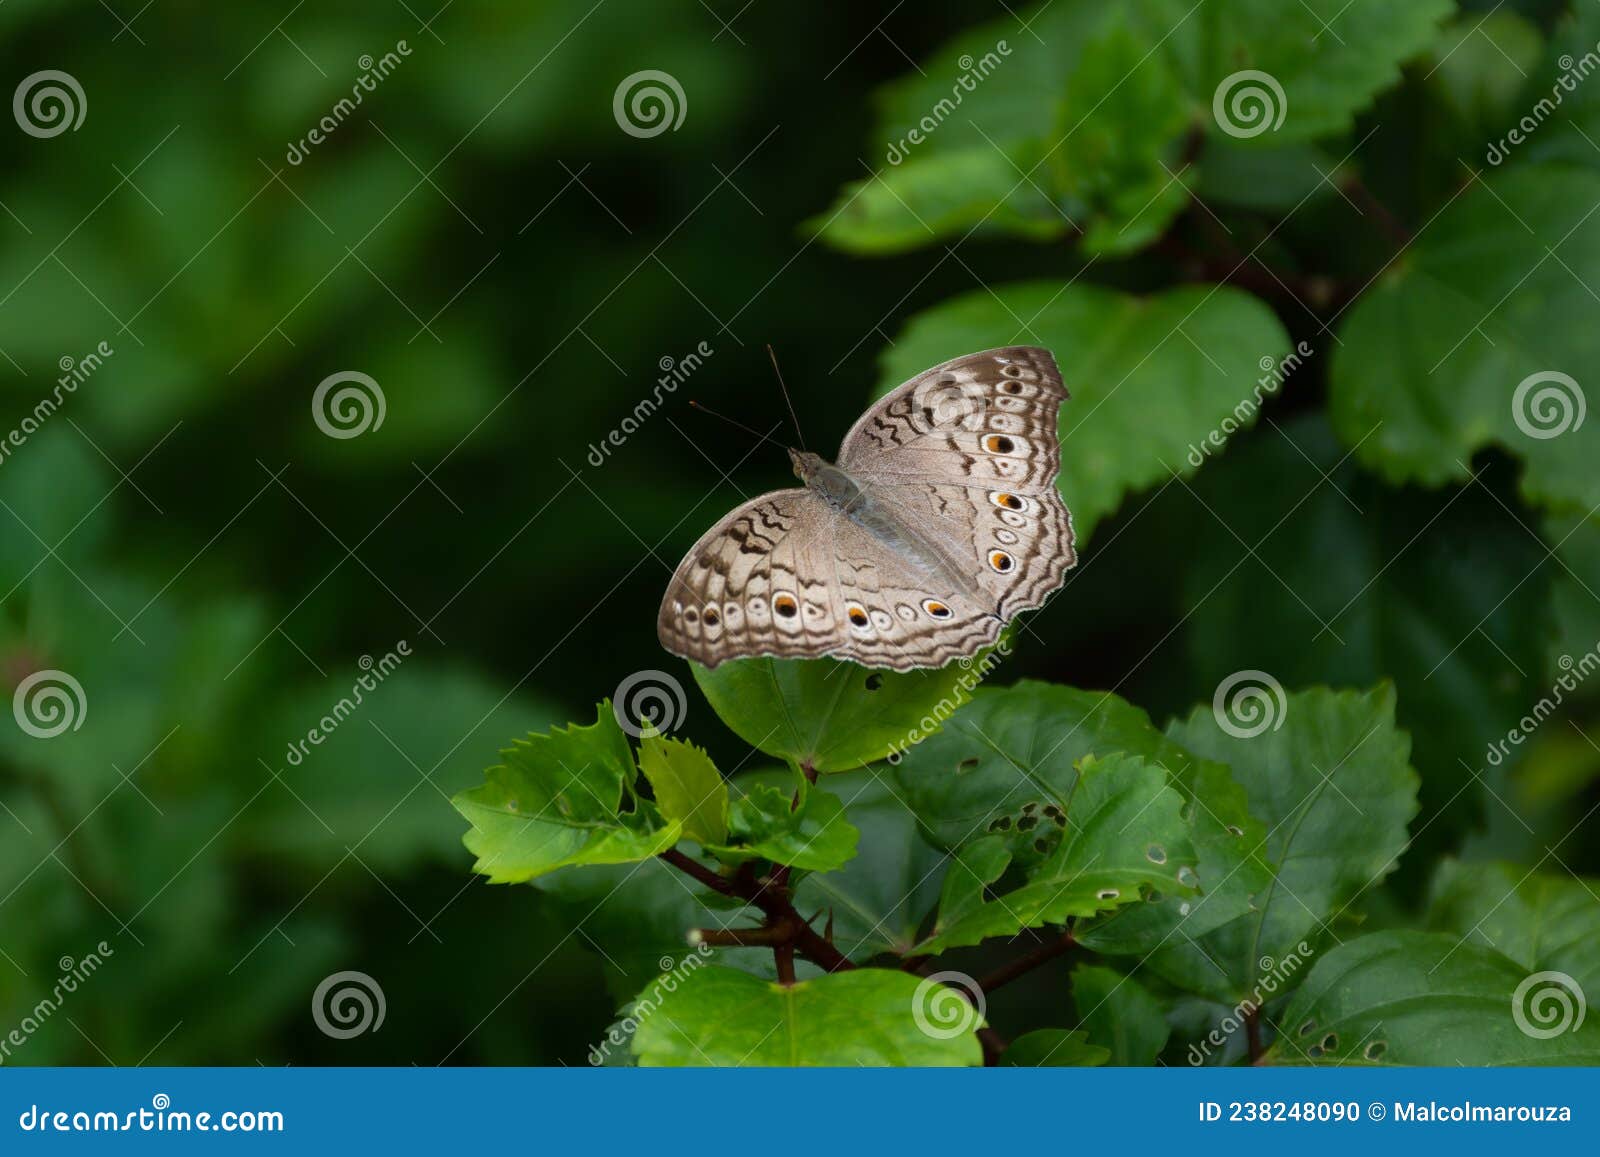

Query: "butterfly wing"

xmin=657 ymin=489 xmax=1001 ymax=670
xmin=837 ymin=346 xmax=1076 ymax=619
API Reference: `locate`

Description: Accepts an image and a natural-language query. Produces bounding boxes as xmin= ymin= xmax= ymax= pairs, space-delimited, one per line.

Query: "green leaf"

xmin=1003 ymin=1029 xmax=1109 ymax=1067
xmin=877 ymin=282 xmax=1290 ymax=541
xmin=630 ymin=966 xmax=983 ymax=1066
xmin=708 ymin=781 xmax=859 ymax=873
xmin=1265 ymin=931 xmax=1600 ymax=1065
xmin=691 ymin=654 xmax=981 ymax=773
xmin=915 ymin=753 xmax=1196 ymax=954
xmin=1072 ymin=964 xmax=1171 ymax=1066
xmin=637 ymin=732 xmax=728 ymax=847
xmin=1152 ymin=685 xmax=1420 ymax=1004
xmin=791 ymin=768 xmax=948 ymax=960
xmin=1503 ymin=4 xmax=1600 ymax=172
xmin=1331 ymin=164 xmax=1600 ymax=515
xmin=453 ymin=703 xmax=680 ymax=884
xmin=1427 ymin=861 xmax=1600 ymax=1000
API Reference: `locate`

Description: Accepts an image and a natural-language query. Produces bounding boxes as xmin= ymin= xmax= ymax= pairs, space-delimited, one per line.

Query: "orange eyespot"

xmin=773 ymin=594 xmax=798 ymax=619
xmin=703 ymin=606 xmax=720 ymax=626
xmin=983 ymin=434 xmax=1016 ymax=454
xmin=921 ymin=599 xmax=953 ymax=620
xmin=990 ymin=491 xmax=1024 ymax=511
xmin=847 ymin=604 xmax=870 ymax=628
xmin=989 ymin=550 xmax=1015 ymax=573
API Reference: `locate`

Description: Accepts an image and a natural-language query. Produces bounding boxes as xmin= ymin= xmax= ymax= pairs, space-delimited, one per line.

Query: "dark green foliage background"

xmin=1 ymin=0 xmax=1597 ymax=1065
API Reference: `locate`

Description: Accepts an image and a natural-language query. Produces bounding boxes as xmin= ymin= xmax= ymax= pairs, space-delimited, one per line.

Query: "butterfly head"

xmin=788 ymin=448 xmax=824 ymax=483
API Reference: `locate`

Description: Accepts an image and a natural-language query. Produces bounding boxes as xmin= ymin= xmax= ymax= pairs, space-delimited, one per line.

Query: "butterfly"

xmin=658 ymin=346 xmax=1075 ymax=671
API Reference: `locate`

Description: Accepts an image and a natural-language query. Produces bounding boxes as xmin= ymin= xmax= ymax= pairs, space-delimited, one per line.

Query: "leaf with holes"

xmin=1147 ymin=685 xmax=1419 ymax=1004
xmin=876 ymin=282 xmax=1290 ymax=542
xmin=630 ymin=965 xmax=983 ymax=1066
xmin=690 ymin=654 xmax=981 ymax=773
xmin=1264 ymin=930 xmax=1600 ymax=1065
xmin=913 ymin=753 xmax=1196 ymax=954
xmin=452 ymin=703 xmax=680 ymax=884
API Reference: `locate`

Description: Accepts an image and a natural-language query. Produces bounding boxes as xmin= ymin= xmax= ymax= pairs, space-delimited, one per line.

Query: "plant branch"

xmin=976 ymin=929 xmax=1078 ymax=994
xmin=1244 ymin=1004 xmax=1264 ymax=1063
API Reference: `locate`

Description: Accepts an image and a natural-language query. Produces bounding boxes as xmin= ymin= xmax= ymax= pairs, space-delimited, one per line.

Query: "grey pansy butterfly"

xmin=658 ymin=346 xmax=1076 ymax=671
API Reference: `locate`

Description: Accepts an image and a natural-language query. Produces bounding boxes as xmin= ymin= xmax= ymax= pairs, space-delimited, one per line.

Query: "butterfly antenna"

xmin=767 ymin=344 xmax=806 ymax=451
xmin=689 ymin=400 xmax=785 ymax=450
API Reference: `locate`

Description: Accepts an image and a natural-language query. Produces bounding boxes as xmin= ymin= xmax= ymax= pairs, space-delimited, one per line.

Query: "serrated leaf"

xmin=1265 ymin=930 xmax=1600 ymax=1065
xmin=1331 ymin=164 xmax=1600 ymax=515
xmin=638 ymin=732 xmax=727 ymax=847
xmin=1150 ymin=685 xmax=1420 ymax=1004
xmin=1427 ymin=861 xmax=1600 ymax=1000
xmin=453 ymin=703 xmax=680 ymax=884
xmin=915 ymin=753 xmax=1196 ymax=954
xmin=877 ymin=283 xmax=1290 ymax=541
xmin=691 ymin=654 xmax=981 ymax=773
xmin=1072 ymin=964 xmax=1171 ymax=1066
xmin=630 ymin=966 xmax=983 ymax=1066
xmin=708 ymin=781 xmax=859 ymax=873
xmin=1003 ymin=1029 xmax=1109 ymax=1067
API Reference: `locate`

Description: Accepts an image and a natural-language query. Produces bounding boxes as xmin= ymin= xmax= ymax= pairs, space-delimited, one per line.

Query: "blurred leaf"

xmin=1003 ymin=1028 xmax=1109 ymax=1066
xmin=1072 ymin=963 xmax=1171 ymax=1065
xmin=914 ymin=753 xmax=1196 ymax=954
xmin=638 ymin=732 xmax=727 ymax=847
xmin=1265 ymin=930 xmax=1600 ymax=1064
xmin=630 ymin=966 xmax=983 ymax=1066
xmin=454 ymin=703 xmax=679 ymax=885
xmin=691 ymin=655 xmax=977 ymax=773
xmin=1331 ymin=165 xmax=1600 ymax=515
xmin=878 ymin=282 xmax=1290 ymax=541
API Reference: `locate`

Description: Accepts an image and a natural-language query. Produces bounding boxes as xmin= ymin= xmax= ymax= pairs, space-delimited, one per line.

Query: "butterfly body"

xmin=660 ymin=347 xmax=1076 ymax=671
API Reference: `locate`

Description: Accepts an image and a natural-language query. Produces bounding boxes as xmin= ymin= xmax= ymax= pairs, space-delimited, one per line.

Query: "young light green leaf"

xmin=708 ymin=782 xmax=859 ymax=873
xmin=1331 ymin=165 xmax=1600 ymax=515
xmin=1149 ymin=685 xmax=1419 ymax=1004
xmin=1072 ymin=964 xmax=1171 ymax=1066
xmin=1003 ymin=1029 xmax=1109 ymax=1067
xmin=631 ymin=966 xmax=983 ymax=1066
xmin=876 ymin=283 xmax=1290 ymax=542
xmin=914 ymin=753 xmax=1196 ymax=954
xmin=453 ymin=703 xmax=680 ymax=884
xmin=1265 ymin=931 xmax=1600 ymax=1065
xmin=637 ymin=732 xmax=728 ymax=846
xmin=691 ymin=654 xmax=980 ymax=773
